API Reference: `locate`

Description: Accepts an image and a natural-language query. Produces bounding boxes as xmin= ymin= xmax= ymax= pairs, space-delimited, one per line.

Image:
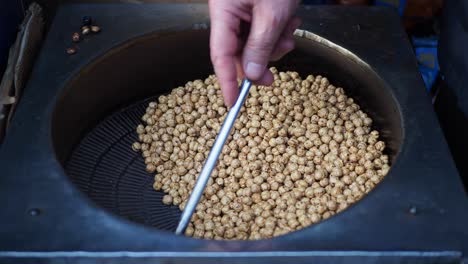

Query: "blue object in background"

xmin=374 ymin=0 xmax=407 ymax=16
xmin=412 ymin=37 xmax=439 ymax=92
xmin=0 ymin=1 xmax=24 ymax=77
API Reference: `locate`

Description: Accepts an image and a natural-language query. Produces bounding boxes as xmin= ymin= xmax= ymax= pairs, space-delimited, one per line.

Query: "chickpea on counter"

xmin=132 ymin=68 xmax=390 ymax=240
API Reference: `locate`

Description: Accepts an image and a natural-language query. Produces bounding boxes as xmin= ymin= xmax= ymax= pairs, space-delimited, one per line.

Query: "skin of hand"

xmin=209 ymin=0 xmax=301 ymax=107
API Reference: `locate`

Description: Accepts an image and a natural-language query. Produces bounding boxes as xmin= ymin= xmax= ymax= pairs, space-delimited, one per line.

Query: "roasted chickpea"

xmin=135 ymin=70 xmax=390 ymax=240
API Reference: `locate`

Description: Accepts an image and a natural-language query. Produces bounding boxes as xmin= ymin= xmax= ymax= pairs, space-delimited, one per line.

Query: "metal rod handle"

xmin=175 ymin=79 xmax=252 ymax=235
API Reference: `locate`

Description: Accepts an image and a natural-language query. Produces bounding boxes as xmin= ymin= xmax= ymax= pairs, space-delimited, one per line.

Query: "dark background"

xmin=0 ymin=0 xmax=444 ymax=80
xmin=0 ymin=1 xmax=24 ymax=76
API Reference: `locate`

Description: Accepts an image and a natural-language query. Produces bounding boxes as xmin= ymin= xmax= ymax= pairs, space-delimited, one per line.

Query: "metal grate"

xmin=65 ymin=99 xmax=181 ymax=231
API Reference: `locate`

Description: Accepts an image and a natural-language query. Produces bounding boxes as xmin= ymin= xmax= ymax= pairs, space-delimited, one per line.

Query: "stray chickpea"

xmin=162 ymin=195 xmax=173 ymax=205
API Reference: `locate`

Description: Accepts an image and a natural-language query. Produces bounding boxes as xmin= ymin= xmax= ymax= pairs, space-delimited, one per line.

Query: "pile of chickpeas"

xmin=132 ymin=68 xmax=390 ymax=240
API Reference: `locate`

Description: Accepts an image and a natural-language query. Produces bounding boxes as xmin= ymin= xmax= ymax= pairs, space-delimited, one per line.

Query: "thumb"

xmin=242 ymin=8 xmax=288 ymax=81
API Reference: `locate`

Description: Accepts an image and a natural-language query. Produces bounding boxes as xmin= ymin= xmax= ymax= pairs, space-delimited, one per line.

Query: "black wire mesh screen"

xmin=65 ymin=99 xmax=181 ymax=231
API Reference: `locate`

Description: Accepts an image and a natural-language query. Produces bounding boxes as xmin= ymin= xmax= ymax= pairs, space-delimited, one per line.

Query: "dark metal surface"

xmin=0 ymin=4 xmax=467 ymax=263
xmin=65 ymin=97 xmax=182 ymax=231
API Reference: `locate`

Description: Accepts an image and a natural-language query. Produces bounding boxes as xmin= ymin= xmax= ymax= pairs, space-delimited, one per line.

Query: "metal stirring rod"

xmin=175 ymin=78 xmax=252 ymax=235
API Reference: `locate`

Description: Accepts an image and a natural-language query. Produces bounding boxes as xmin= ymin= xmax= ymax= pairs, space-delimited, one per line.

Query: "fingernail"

xmin=245 ymin=62 xmax=265 ymax=80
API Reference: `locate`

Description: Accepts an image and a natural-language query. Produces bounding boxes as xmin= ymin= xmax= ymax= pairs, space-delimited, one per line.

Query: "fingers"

xmin=270 ymin=37 xmax=295 ymax=62
xmin=255 ymin=69 xmax=274 ymax=86
xmin=235 ymin=56 xmax=245 ymax=80
xmin=242 ymin=3 xmax=289 ymax=81
xmin=209 ymin=1 xmax=242 ymax=107
xmin=271 ymin=17 xmax=301 ymax=61
xmin=209 ymin=0 xmax=299 ymax=106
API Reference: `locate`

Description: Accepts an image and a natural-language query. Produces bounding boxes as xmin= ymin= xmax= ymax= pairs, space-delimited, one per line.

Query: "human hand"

xmin=209 ymin=0 xmax=300 ymax=106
